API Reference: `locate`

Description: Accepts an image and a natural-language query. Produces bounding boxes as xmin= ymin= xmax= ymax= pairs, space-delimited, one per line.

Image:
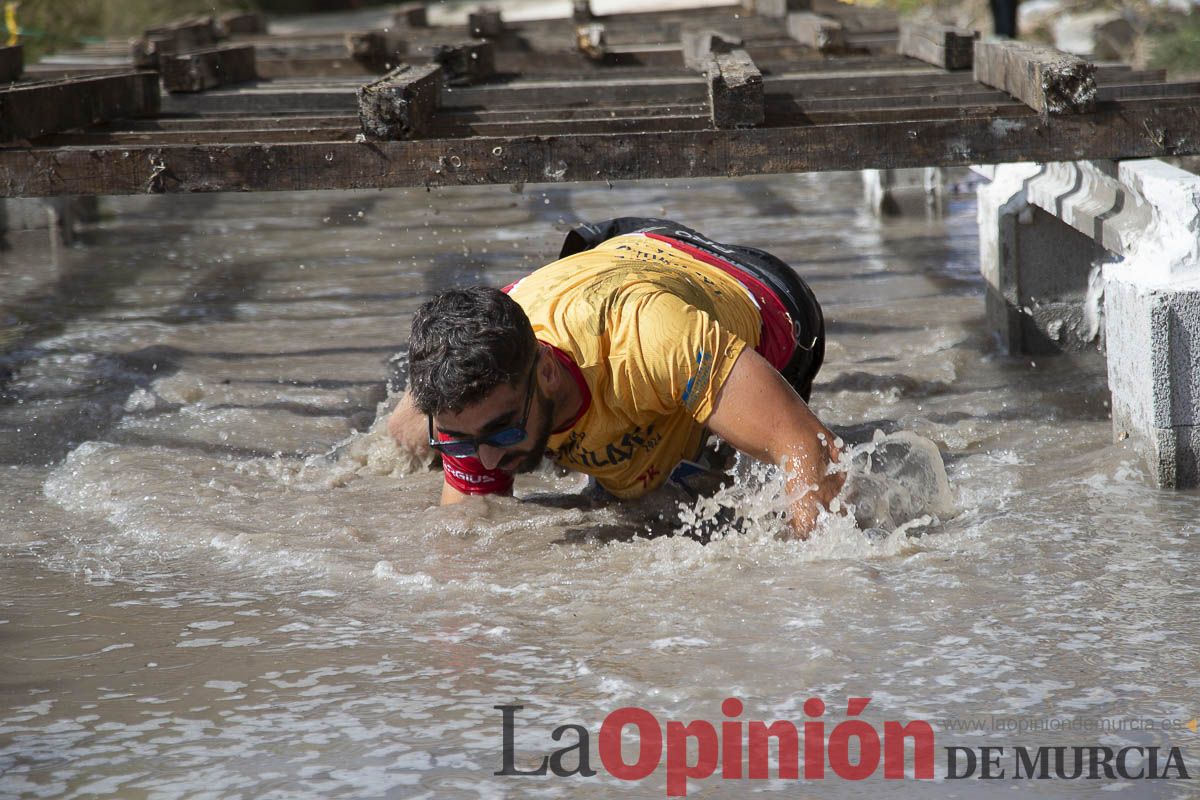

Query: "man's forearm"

xmin=782 ymin=439 xmax=844 ymax=538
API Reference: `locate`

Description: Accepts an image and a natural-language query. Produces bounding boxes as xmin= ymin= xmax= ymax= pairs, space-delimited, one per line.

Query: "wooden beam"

xmin=160 ymin=45 xmax=257 ymax=93
xmin=0 ymin=72 xmax=159 ymax=143
xmin=681 ymin=28 xmax=742 ymax=71
xmin=431 ymin=41 xmax=495 ymax=86
xmin=5 ymin=97 xmax=1199 ymax=196
xmin=898 ymin=21 xmax=977 ymax=70
xmin=345 ymin=30 xmax=407 ymax=72
xmin=219 ymin=12 xmax=267 ymax=36
xmin=43 ymin=98 xmax=1035 ymax=145
xmin=974 ymin=39 xmax=1096 ymax=114
xmin=787 ymin=12 xmax=846 ymax=52
xmin=0 ymin=45 xmax=22 ymax=83
xmin=157 ymin=67 xmax=966 ymax=114
xmin=706 ymin=49 xmax=763 ymax=128
xmin=357 ymin=63 xmax=442 ymax=139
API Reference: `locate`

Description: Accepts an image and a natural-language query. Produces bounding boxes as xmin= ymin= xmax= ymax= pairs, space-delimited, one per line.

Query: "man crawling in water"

xmin=388 ymin=218 xmax=843 ymax=538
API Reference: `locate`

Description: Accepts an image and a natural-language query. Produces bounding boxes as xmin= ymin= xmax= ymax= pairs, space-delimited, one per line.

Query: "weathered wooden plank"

xmin=898 ymin=21 xmax=977 ymax=70
xmin=706 ymin=49 xmax=763 ymax=128
xmin=0 ymin=45 xmax=22 ymax=83
xmin=974 ymin=39 xmax=1096 ymax=114
xmin=160 ymin=45 xmax=257 ymax=93
xmin=40 ymin=96 xmax=1048 ymax=146
xmin=1096 ymin=80 xmax=1200 ymax=101
xmin=53 ymin=113 xmax=715 ymax=144
xmin=787 ymin=12 xmax=846 ymax=52
xmin=442 ymin=69 xmax=970 ymax=109
xmin=431 ymin=41 xmax=496 ymax=86
xmin=157 ymin=67 xmax=967 ymax=114
xmin=107 ymin=86 xmax=1025 ymax=137
xmin=121 ymin=114 xmax=360 ymax=132
xmin=5 ymin=98 xmax=1199 ymax=196
xmin=357 ymin=63 xmax=442 ymax=139
xmin=0 ymin=72 xmax=160 ymax=143
xmin=682 ymin=28 xmax=742 ymax=71
xmin=219 ymin=12 xmax=268 ymax=36
xmin=766 ymin=87 xmax=1013 ymax=114
xmin=118 ymin=102 xmax=713 ymax=133
xmin=464 ymin=46 xmax=920 ymax=77
xmin=345 ymin=30 xmax=407 ymax=72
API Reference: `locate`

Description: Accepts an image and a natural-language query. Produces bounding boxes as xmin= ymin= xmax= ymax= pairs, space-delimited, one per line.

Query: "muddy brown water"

xmin=1 ymin=173 xmax=1197 ymax=798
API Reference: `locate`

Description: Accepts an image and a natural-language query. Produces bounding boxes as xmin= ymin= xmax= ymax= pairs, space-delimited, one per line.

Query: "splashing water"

xmin=672 ymin=430 xmax=954 ymax=549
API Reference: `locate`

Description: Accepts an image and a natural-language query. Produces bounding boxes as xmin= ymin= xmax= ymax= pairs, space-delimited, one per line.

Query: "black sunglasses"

xmin=428 ymin=358 xmax=538 ymax=459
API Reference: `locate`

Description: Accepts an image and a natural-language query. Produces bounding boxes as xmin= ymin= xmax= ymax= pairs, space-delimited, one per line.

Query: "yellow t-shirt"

xmin=507 ymin=233 xmax=763 ymax=497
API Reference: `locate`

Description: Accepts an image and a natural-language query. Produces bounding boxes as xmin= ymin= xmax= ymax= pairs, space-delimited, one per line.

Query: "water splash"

xmin=672 ymin=430 xmax=955 ymax=552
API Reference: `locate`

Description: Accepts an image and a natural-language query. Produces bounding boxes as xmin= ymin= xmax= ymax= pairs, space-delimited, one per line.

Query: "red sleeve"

xmin=441 ymin=452 xmax=513 ymax=495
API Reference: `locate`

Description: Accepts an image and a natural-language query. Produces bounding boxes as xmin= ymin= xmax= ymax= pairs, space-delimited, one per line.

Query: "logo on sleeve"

xmin=681 ymin=350 xmax=713 ymax=411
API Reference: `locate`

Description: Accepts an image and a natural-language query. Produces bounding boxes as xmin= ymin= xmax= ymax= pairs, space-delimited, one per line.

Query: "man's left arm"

xmin=705 ymin=347 xmax=843 ymax=539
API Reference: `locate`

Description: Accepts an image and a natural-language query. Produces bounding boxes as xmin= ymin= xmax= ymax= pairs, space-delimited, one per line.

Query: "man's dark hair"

xmin=407 ymin=286 xmax=538 ymax=415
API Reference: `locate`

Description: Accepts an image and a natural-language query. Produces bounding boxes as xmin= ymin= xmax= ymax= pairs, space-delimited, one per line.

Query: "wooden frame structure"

xmin=2 ymin=1 xmax=1199 ymax=197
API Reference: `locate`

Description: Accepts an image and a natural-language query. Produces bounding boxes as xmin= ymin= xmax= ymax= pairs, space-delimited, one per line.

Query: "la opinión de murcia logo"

xmin=495 ymin=699 xmax=1193 ymax=796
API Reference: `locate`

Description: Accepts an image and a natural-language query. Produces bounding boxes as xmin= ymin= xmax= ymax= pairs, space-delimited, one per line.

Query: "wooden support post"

xmin=572 ymin=1 xmax=593 ymax=23
xmin=706 ymin=49 xmax=763 ymax=129
xmin=787 ymin=12 xmax=846 ymax=52
xmin=219 ymin=12 xmax=267 ymax=36
xmin=682 ymin=29 xmax=743 ymax=71
xmin=468 ymin=7 xmax=505 ymax=39
xmin=0 ymin=45 xmax=22 ymax=83
xmin=576 ymin=24 xmax=607 ymax=61
xmin=0 ymin=72 xmax=160 ymax=143
xmin=160 ymin=44 xmax=257 ymax=93
xmin=358 ymin=63 xmax=442 ymax=140
xmin=431 ymin=41 xmax=495 ymax=86
xmin=346 ymin=30 xmax=408 ymax=72
xmin=898 ymin=22 xmax=977 ymax=70
xmin=974 ymin=39 xmax=1096 ymax=114
xmin=393 ymin=3 xmax=429 ymax=28
xmin=756 ymin=0 xmax=812 ymax=18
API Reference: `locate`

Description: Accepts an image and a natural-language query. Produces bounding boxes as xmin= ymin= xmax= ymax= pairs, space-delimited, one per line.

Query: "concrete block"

xmin=1105 ymin=276 xmax=1200 ymax=487
xmin=979 ymin=158 xmax=1200 ymax=488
